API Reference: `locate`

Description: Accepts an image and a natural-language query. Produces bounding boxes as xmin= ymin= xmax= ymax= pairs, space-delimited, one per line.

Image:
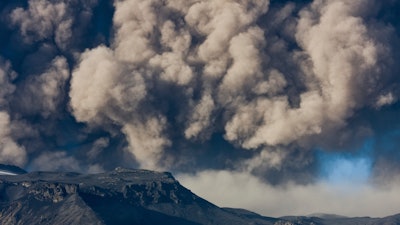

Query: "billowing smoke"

xmin=0 ymin=61 xmax=26 ymax=166
xmin=69 ymin=0 xmax=397 ymax=172
xmin=70 ymin=0 xmax=271 ymax=169
xmin=1 ymin=0 xmax=400 ymax=216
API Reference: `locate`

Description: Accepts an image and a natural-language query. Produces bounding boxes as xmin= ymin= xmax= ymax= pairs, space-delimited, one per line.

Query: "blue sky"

xmin=317 ymin=139 xmax=374 ymax=187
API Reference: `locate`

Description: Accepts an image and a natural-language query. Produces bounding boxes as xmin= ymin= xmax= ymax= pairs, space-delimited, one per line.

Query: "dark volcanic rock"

xmin=0 ymin=168 xmax=280 ymax=225
xmin=0 ymin=168 xmax=399 ymax=225
xmin=0 ymin=164 xmax=27 ymax=175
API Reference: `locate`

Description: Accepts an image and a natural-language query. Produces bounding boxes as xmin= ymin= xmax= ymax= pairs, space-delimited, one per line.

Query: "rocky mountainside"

xmin=0 ymin=168 xmax=281 ymax=225
xmin=0 ymin=168 xmax=399 ymax=225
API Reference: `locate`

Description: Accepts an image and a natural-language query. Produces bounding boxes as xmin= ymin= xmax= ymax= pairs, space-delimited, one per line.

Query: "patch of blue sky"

xmin=316 ymin=139 xmax=374 ymax=187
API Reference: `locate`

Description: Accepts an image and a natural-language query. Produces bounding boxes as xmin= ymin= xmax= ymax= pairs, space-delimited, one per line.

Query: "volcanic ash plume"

xmin=68 ymin=0 xmax=397 ymax=171
xmin=0 ymin=62 xmax=26 ymax=166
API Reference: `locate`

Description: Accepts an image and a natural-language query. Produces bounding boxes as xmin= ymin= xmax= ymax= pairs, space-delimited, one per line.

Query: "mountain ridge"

xmin=0 ymin=167 xmax=399 ymax=225
xmin=0 ymin=164 xmax=27 ymax=175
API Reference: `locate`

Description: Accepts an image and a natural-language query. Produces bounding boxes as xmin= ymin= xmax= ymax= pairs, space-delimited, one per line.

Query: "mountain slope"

xmin=0 ymin=164 xmax=27 ymax=175
xmin=0 ymin=168 xmax=280 ymax=225
xmin=0 ymin=168 xmax=399 ymax=225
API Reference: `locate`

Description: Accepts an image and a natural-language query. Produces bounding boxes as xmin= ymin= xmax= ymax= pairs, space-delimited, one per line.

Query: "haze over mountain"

xmin=1 ymin=168 xmax=400 ymax=225
xmin=0 ymin=0 xmax=400 ymax=217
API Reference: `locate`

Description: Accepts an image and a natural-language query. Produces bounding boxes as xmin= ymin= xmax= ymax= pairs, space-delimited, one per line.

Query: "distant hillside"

xmin=280 ymin=214 xmax=400 ymax=225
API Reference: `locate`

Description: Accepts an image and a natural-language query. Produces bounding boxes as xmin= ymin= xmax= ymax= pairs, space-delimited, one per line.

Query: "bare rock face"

xmin=1 ymin=168 xmax=399 ymax=225
xmin=0 ymin=168 xmax=279 ymax=225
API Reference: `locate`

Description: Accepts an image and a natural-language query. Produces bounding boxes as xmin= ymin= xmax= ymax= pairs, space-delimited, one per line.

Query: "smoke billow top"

xmin=1 ymin=0 xmax=400 ymax=217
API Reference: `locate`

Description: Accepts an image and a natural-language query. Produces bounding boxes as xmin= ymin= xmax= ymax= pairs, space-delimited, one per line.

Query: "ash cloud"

xmin=69 ymin=0 xmax=400 ymax=175
xmin=0 ymin=0 xmax=400 ymax=215
xmin=69 ymin=0 xmax=272 ymax=169
xmin=0 ymin=60 xmax=26 ymax=166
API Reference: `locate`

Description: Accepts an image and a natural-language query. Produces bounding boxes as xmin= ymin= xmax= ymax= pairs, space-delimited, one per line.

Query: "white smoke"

xmin=375 ymin=92 xmax=396 ymax=108
xmin=178 ymin=169 xmax=400 ymax=217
